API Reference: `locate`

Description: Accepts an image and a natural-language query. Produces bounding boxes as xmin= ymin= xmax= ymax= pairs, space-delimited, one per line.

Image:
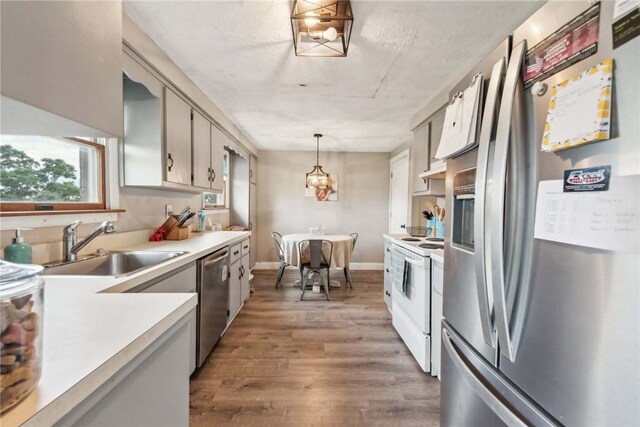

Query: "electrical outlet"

xmin=165 ymin=204 xmax=173 ymax=217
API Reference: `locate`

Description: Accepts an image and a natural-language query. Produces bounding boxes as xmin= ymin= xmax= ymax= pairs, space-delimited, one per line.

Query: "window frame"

xmin=0 ymin=137 xmax=106 ymax=212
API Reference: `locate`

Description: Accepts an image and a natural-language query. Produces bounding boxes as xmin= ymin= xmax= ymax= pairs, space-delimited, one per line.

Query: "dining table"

xmin=281 ymin=233 xmax=355 ymax=288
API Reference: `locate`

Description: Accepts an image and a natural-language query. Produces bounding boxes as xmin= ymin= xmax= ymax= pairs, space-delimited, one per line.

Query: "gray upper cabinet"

xmin=164 ymin=88 xmax=192 ymax=186
xmin=0 ymin=1 xmax=123 ymax=137
xmin=192 ymin=110 xmax=211 ymax=189
xmin=249 ymin=155 xmax=257 ymax=184
xmin=428 ymin=104 xmax=447 ymax=170
xmin=210 ymin=125 xmax=226 ymax=192
xmin=122 ymin=53 xmax=164 ymax=187
xmin=411 ymin=123 xmax=429 ymax=194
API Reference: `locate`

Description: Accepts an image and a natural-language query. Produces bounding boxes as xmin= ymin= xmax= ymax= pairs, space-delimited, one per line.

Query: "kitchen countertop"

xmin=1 ymin=231 xmax=250 ymax=427
xmin=383 ymin=234 xmax=445 ymax=263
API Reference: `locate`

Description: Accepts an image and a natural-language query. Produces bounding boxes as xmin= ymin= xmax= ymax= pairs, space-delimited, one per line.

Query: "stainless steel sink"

xmin=43 ymin=251 xmax=188 ymax=277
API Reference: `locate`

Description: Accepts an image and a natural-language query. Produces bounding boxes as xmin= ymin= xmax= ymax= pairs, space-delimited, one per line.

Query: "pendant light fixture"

xmin=290 ymin=0 xmax=354 ymax=57
xmin=305 ymin=133 xmax=331 ymax=189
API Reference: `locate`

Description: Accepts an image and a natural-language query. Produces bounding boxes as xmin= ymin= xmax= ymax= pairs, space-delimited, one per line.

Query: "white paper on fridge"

xmin=435 ymin=74 xmax=483 ymax=160
xmin=541 ymin=59 xmax=613 ymax=152
xmin=533 ymin=176 xmax=640 ymax=252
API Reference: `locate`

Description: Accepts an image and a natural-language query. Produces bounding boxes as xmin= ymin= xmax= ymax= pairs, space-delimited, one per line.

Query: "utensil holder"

xmin=158 ymin=216 xmax=190 ymax=240
xmin=166 ymin=226 xmax=189 ymax=240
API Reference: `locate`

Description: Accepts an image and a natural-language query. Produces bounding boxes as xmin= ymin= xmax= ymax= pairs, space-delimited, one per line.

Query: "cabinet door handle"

xmin=233 ymin=250 xmax=239 ymax=256
xmin=208 ymin=168 xmax=212 ymax=181
xmin=386 ymin=268 xmax=390 ymax=273
xmin=250 ymin=169 xmax=253 ymax=179
xmin=167 ymin=153 xmax=174 ymax=171
xmin=211 ymin=168 xmax=216 ymax=182
xmin=385 ymin=291 xmax=391 ymax=297
xmin=386 ymin=248 xmax=391 ymax=253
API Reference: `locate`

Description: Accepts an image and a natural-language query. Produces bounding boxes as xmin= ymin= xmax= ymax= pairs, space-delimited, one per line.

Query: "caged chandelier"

xmin=290 ymin=0 xmax=354 ymax=57
xmin=305 ymin=134 xmax=331 ymax=189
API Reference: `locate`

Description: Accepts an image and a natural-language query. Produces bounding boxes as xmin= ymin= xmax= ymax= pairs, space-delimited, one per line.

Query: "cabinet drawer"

xmin=241 ymin=239 xmax=250 ymax=257
xmin=230 ymin=243 xmax=242 ymax=264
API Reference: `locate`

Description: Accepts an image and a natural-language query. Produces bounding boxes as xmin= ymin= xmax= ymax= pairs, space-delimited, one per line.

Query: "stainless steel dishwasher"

xmin=197 ymin=246 xmax=229 ymax=367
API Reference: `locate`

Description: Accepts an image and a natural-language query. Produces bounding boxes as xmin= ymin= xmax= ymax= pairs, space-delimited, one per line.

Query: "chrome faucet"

xmin=63 ymin=221 xmax=116 ymax=262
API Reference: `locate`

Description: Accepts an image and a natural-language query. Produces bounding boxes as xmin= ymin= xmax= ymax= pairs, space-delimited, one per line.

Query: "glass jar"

xmin=0 ymin=261 xmax=44 ymax=413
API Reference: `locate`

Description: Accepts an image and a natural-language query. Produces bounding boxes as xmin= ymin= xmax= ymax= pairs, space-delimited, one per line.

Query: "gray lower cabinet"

xmin=131 ymin=263 xmax=197 ymax=375
xmin=228 ymin=239 xmax=251 ymax=325
xmin=57 ymin=315 xmax=191 ymax=427
xmin=228 ymin=257 xmax=242 ymax=324
xmin=241 ymin=243 xmax=251 ymax=303
xmin=383 ymin=241 xmax=392 ymax=309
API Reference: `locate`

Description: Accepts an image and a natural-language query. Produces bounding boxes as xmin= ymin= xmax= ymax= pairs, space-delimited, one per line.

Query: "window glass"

xmin=0 ymin=136 xmax=102 ymax=204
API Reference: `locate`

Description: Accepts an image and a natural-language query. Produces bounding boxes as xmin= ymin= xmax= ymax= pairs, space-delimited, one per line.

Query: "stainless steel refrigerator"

xmin=441 ymin=1 xmax=640 ymax=425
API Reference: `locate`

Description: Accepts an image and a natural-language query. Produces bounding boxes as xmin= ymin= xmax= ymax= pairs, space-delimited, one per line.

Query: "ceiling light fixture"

xmin=291 ymin=0 xmax=354 ymax=57
xmin=305 ymin=133 xmax=331 ymax=189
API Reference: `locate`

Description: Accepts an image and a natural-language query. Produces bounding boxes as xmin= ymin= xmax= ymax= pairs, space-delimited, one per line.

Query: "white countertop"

xmin=383 ymin=233 xmax=445 ymax=263
xmin=1 ymin=231 xmax=250 ymax=427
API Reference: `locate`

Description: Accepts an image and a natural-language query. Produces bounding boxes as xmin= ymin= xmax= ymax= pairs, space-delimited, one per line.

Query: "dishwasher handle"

xmin=203 ymin=248 xmax=229 ymax=267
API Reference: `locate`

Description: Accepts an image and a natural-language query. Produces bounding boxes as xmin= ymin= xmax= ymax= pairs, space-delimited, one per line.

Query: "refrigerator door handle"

xmin=473 ymin=57 xmax=506 ymax=349
xmin=442 ymin=329 xmax=527 ymax=427
xmin=490 ymin=40 xmax=527 ymax=362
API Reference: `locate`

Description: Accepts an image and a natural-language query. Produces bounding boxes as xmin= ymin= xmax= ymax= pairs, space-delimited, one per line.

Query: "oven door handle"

xmin=404 ymin=257 xmax=423 ymax=267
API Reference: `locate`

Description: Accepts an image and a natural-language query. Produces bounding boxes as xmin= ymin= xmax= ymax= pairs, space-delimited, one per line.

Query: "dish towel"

xmin=402 ymin=259 xmax=410 ymax=296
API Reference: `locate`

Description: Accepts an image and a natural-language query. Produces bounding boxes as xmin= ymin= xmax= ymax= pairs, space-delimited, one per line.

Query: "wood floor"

xmin=189 ymin=269 xmax=440 ymax=426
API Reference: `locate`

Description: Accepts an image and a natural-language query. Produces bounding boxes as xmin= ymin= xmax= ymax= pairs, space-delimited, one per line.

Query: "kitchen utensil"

xmin=179 ymin=213 xmax=196 ymax=228
xmin=401 ymin=225 xmax=428 ymax=237
xmin=176 ymin=208 xmax=191 ymax=224
xmin=177 ymin=206 xmax=190 ymax=217
xmin=439 ymin=207 xmax=446 ymax=221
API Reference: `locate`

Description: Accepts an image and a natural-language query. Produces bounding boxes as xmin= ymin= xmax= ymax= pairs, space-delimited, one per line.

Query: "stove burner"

xmin=419 ymin=244 xmax=442 ymax=249
xmin=426 ymin=237 xmax=444 ymax=242
xmin=402 ymin=237 xmax=421 ymax=242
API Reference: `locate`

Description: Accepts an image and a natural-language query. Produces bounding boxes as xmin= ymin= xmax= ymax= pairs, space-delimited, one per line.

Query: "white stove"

xmin=383 ymin=234 xmax=444 ymax=258
xmin=383 ymin=233 xmax=443 ymax=375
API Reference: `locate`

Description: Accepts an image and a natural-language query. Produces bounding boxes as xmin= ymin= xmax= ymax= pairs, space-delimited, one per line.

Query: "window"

xmin=0 ymin=136 xmax=105 ymax=211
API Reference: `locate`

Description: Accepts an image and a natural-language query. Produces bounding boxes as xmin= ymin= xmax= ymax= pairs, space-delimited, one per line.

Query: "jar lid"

xmin=0 ymin=260 xmax=43 ymax=299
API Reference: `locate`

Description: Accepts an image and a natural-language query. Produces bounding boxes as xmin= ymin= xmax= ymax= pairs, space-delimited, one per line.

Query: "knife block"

xmin=166 ymin=226 xmax=189 ymax=240
xmin=160 ymin=216 xmax=190 ymax=240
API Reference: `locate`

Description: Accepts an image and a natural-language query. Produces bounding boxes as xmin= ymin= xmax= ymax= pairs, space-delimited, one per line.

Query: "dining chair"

xmin=343 ymin=232 xmax=358 ymax=289
xmin=297 ymin=239 xmax=333 ymax=301
xmin=272 ymin=231 xmax=289 ymax=289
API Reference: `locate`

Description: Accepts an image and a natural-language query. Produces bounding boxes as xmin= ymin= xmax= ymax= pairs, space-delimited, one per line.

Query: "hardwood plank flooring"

xmin=189 ymin=269 xmax=440 ymax=426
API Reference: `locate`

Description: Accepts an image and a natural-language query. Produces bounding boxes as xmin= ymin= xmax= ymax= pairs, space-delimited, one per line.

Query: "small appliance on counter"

xmin=0 ymin=261 xmax=44 ymax=413
xmin=4 ymin=229 xmax=33 ymax=264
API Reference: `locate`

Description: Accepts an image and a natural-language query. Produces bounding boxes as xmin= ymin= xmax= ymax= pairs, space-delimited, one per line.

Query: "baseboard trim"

xmin=253 ymin=262 xmax=383 ymax=271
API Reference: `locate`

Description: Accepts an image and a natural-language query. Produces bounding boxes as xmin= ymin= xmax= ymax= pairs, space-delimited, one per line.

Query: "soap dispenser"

xmin=4 ymin=228 xmax=33 ymax=264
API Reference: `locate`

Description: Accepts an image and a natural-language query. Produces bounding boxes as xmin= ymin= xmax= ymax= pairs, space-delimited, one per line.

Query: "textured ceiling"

xmin=124 ymin=0 xmax=542 ymax=152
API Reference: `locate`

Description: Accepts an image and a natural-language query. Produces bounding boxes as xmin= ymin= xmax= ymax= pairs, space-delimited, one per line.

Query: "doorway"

xmin=389 ymin=149 xmax=410 ymax=233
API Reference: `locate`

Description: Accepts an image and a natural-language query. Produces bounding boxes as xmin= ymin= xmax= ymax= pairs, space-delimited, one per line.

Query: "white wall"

xmin=256 ymin=150 xmax=390 ymax=264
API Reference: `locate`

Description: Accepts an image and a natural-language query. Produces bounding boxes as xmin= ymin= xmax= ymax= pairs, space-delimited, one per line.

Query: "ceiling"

xmin=124 ymin=0 xmax=542 ymax=152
